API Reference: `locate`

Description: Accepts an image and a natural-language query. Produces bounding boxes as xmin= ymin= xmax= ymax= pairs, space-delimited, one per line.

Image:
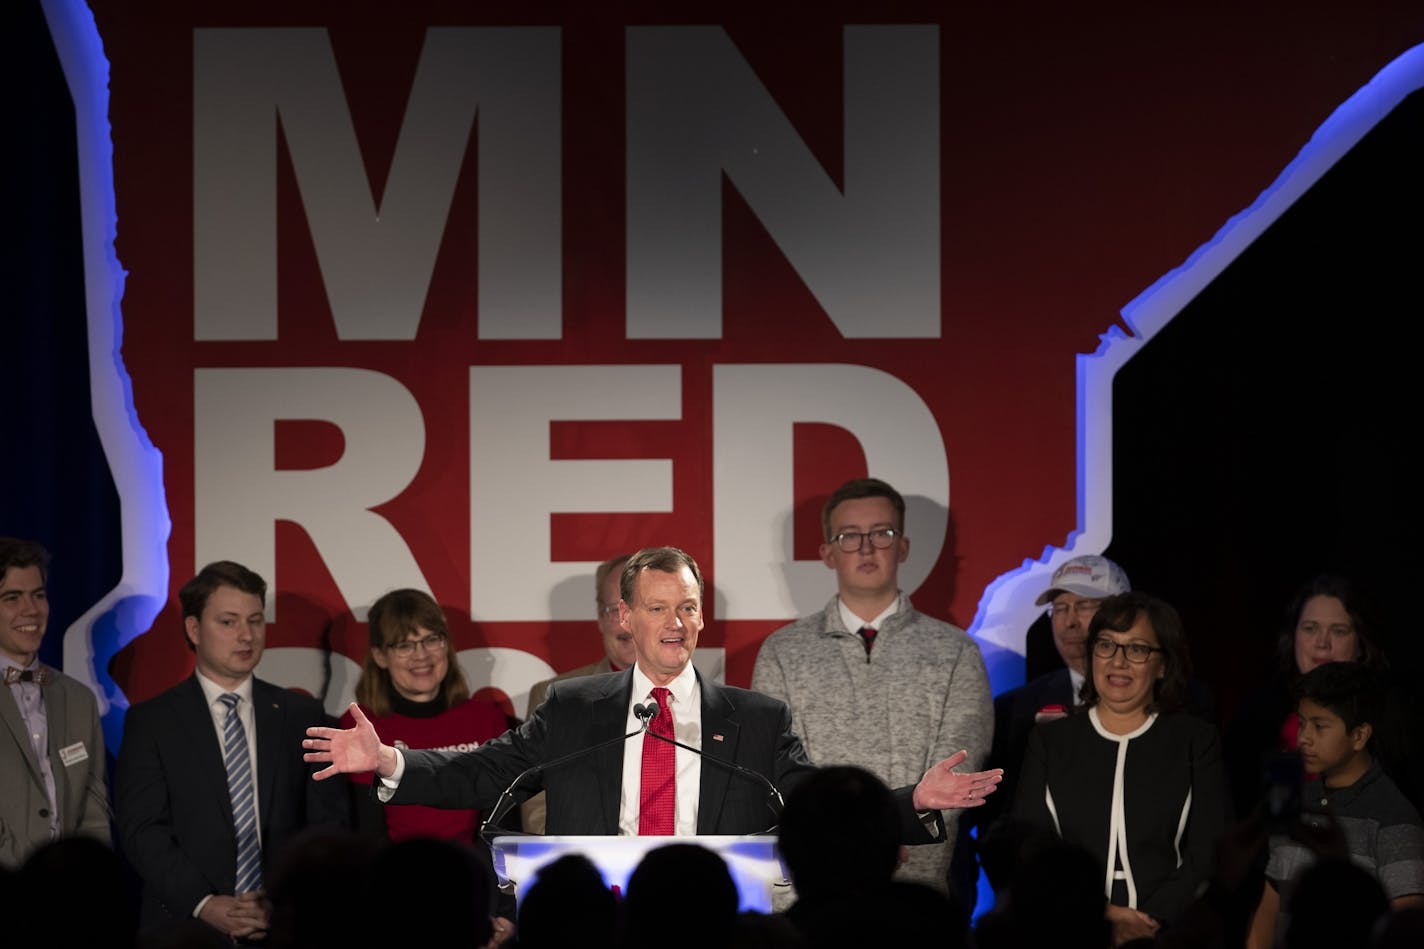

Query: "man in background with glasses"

xmin=519 ymin=553 xmax=634 ymax=833
xmin=751 ymin=477 xmax=992 ymax=894
xmin=116 ymin=560 xmax=350 ymax=942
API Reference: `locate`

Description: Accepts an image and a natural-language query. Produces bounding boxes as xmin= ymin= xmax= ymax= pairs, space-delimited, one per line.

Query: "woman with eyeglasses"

xmin=1011 ymin=592 xmax=1229 ymax=947
xmin=339 ymin=588 xmax=510 ymax=844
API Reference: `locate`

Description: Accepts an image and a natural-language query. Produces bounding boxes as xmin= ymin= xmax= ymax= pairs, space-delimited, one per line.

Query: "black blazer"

xmin=394 ymin=668 xmax=940 ymax=841
xmin=116 ymin=675 xmax=350 ymax=929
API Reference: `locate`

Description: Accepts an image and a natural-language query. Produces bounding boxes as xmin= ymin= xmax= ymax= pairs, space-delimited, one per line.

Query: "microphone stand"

xmin=641 ymin=703 xmax=786 ymax=835
xmin=478 ymin=703 xmax=659 ymax=840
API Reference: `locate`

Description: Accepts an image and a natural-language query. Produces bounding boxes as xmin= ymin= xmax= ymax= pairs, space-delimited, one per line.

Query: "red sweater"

xmin=340 ymin=698 xmax=508 ymax=843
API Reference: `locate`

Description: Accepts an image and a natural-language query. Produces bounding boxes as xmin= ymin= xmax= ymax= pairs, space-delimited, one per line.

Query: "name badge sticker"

xmin=59 ymin=741 xmax=89 ymax=767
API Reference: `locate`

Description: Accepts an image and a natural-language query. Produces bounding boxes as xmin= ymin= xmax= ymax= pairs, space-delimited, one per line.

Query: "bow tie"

xmin=3 ymin=667 xmax=51 ymax=686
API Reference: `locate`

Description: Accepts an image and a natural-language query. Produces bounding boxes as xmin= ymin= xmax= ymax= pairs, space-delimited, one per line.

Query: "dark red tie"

xmin=639 ymin=686 xmax=676 ymax=835
xmin=858 ymin=626 xmax=878 ymax=656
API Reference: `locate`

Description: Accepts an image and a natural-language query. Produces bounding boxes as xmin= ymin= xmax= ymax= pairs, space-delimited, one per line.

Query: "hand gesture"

xmin=303 ymin=703 xmax=391 ymax=779
xmin=911 ymin=749 xmax=1004 ymax=810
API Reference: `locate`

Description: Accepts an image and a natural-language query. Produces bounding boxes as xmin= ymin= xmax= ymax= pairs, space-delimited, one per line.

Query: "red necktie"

xmin=639 ymin=686 xmax=676 ymax=835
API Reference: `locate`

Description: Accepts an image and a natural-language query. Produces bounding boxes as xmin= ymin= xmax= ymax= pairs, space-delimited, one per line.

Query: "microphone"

xmin=640 ymin=701 xmax=786 ymax=834
xmin=479 ymin=708 xmax=654 ymax=839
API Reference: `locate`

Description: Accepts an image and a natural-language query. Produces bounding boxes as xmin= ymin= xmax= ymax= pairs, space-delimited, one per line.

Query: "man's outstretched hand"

xmin=911 ymin=749 xmax=1004 ymax=811
xmin=304 ymin=703 xmax=396 ymax=780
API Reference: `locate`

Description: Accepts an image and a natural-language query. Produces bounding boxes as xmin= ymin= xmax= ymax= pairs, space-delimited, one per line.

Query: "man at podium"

xmin=304 ymin=547 xmax=1001 ymax=842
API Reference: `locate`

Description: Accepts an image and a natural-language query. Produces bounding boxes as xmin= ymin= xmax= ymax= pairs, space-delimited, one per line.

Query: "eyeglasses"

xmin=597 ymin=604 xmax=620 ymax=618
xmin=1049 ymin=600 xmax=1102 ymax=619
xmin=828 ymin=528 xmax=902 ymax=553
xmin=1091 ymin=639 xmax=1163 ymax=664
xmin=386 ymin=632 xmax=449 ymax=658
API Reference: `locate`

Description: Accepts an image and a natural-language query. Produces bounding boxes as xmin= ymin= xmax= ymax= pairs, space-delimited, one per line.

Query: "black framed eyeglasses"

xmin=1091 ymin=639 xmax=1162 ymax=664
xmin=828 ymin=528 xmax=901 ymax=553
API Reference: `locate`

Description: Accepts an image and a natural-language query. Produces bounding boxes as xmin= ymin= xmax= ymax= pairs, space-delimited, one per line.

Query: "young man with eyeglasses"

xmin=116 ymin=561 xmax=350 ymax=942
xmin=750 ymin=478 xmax=992 ymax=894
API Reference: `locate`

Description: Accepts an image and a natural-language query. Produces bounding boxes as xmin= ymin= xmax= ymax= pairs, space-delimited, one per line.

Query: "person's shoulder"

xmin=996 ymin=670 xmax=1070 ymax=712
xmin=40 ymin=667 xmax=101 ymax=708
xmin=254 ymin=677 xmax=327 ymax=716
xmin=555 ymin=658 xmax=608 ymax=682
xmin=896 ymin=601 xmax=966 ymax=634
xmin=1159 ymin=708 xmax=1220 ymax=739
xmin=1361 ymin=766 xmax=1424 ymax=828
xmin=763 ymin=599 xmax=839 ymax=644
xmin=547 ymin=668 xmax=626 ymax=702
xmin=126 ymin=675 xmax=198 ymax=717
xmin=892 ymin=601 xmax=976 ymax=649
xmin=715 ymin=681 xmax=789 ymax=714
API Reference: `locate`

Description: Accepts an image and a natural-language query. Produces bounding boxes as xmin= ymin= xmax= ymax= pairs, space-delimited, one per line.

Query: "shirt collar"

xmin=837 ymin=592 xmax=903 ymax=633
xmin=1 ymin=655 xmax=40 ymax=676
xmin=195 ymin=668 xmax=255 ymax=706
xmin=631 ymin=660 xmax=698 ymax=709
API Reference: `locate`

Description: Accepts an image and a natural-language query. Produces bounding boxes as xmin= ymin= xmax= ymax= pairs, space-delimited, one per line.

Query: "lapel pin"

xmin=712 ymin=734 xmax=724 ymax=742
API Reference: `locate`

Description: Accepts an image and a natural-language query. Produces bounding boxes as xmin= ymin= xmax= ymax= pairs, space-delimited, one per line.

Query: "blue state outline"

xmin=45 ymin=0 xmax=170 ymax=752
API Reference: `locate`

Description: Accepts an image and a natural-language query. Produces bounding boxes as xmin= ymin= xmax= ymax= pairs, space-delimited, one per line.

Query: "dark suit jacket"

xmin=394 ymin=668 xmax=940 ymax=842
xmin=116 ymin=675 xmax=350 ymax=929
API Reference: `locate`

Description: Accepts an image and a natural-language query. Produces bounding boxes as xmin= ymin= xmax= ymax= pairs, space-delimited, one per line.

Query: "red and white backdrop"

xmin=50 ymin=1 xmax=1424 ymax=723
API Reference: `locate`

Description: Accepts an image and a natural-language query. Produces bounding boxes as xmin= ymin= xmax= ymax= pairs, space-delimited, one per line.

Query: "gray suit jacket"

xmin=0 ymin=668 xmax=111 ymax=868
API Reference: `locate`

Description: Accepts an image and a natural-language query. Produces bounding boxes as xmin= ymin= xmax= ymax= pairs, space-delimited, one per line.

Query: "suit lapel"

xmin=0 ymin=684 xmax=42 ymax=782
xmin=45 ymin=674 xmax=70 ymax=803
xmin=592 ymin=671 xmax=632 ymax=833
xmin=251 ymin=679 xmax=282 ymax=840
xmin=697 ymin=676 xmax=739 ymax=834
xmin=177 ymin=676 xmax=238 ymax=829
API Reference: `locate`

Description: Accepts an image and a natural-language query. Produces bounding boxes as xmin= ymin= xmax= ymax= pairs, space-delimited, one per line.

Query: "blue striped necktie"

xmin=218 ymin=692 xmax=263 ymax=894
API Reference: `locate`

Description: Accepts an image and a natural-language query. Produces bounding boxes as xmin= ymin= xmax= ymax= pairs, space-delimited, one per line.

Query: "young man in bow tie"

xmin=0 ymin=537 xmax=111 ymax=868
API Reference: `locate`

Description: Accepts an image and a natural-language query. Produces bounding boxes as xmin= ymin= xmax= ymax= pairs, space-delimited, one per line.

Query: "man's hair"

xmin=0 ymin=537 xmax=51 ymax=582
xmin=1293 ymin=661 xmax=1381 ymax=734
xmin=595 ymin=554 xmax=633 ymax=607
xmin=1277 ymin=574 xmax=1385 ymax=677
xmin=820 ymin=478 xmax=906 ymax=541
xmin=1080 ymin=591 xmax=1192 ymax=715
xmin=179 ymin=561 xmax=267 ymax=619
xmin=356 ymin=588 xmax=471 ymax=715
xmin=178 ymin=561 xmax=268 ymax=653
xmin=619 ymin=547 xmax=703 ymax=604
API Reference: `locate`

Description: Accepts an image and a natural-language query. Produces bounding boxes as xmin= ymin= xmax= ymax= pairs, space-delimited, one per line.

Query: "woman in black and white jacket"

xmin=1013 ymin=591 xmax=1229 ymax=947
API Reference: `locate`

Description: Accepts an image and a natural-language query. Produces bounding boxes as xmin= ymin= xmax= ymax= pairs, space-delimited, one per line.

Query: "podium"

xmin=489 ymin=834 xmax=790 ymax=912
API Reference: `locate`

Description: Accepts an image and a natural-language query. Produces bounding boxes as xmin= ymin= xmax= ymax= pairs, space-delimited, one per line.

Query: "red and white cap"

xmin=1034 ymin=555 xmax=1130 ymax=605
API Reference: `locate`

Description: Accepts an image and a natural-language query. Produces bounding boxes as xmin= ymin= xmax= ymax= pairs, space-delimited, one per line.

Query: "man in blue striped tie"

xmin=117 ymin=561 xmax=350 ymax=941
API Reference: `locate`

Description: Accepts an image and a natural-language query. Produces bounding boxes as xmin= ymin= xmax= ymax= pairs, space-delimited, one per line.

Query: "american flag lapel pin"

xmin=712 ymin=733 xmax=725 ymax=742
